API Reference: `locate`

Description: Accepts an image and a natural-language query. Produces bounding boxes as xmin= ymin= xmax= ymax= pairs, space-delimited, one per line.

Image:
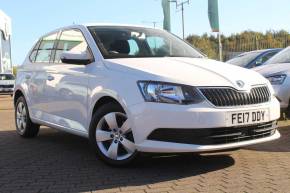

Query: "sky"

xmin=1 ymin=0 xmax=290 ymax=65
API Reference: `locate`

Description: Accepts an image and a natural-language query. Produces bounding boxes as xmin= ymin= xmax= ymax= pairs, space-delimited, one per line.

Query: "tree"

xmin=186 ymin=30 xmax=290 ymax=60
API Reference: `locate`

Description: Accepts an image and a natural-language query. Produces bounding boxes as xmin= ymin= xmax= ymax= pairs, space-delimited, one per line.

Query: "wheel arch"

xmin=91 ymin=95 xmax=126 ymax=118
xmin=14 ymin=89 xmax=25 ymax=107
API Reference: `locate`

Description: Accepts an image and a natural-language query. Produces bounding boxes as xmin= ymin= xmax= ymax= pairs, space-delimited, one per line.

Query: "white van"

xmin=0 ymin=73 xmax=14 ymax=96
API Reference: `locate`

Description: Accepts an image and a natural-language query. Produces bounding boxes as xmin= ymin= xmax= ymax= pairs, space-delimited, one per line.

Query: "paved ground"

xmin=0 ymin=96 xmax=290 ymax=193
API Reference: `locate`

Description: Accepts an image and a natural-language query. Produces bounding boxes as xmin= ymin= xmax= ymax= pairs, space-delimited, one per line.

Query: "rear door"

xmin=44 ymin=29 xmax=90 ymax=133
xmin=26 ymin=32 xmax=58 ymax=120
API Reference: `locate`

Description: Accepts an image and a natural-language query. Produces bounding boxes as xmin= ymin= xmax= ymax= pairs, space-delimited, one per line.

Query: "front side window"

xmin=35 ymin=33 xmax=57 ymax=63
xmin=252 ymin=51 xmax=278 ymax=67
xmin=29 ymin=40 xmax=41 ymax=62
xmin=262 ymin=52 xmax=278 ymax=63
xmin=88 ymin=26 xmax=204 ymax=59
xmin=54 ymin=29 xmax=88 ymax=63
xmin=227 ymin=51 xmax=262 ymax=67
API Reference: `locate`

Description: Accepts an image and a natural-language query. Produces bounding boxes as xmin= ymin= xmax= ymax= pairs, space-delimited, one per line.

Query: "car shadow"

xmin=244 ymin=126 xmax=290 ymax=153
xmin=0 ymin=128 xmax=235 ymax=192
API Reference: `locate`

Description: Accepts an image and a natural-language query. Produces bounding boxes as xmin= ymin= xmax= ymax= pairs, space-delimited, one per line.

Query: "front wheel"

xmin=89 ymin=103 xmax=138 ymax=166
xmin=15 ymin=96 xmax=40 ymax=138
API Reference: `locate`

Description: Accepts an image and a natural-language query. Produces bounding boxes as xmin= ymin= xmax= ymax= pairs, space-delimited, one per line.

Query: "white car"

xmin=0 ymin=73 xmax=15 ymax=96
xmin=14 ymin=24 xmax=280 ymax=165
xmin=254 ymin=47 xmax=290 ymax=113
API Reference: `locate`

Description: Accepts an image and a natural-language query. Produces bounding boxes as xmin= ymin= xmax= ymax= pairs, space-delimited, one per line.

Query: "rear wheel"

xmin=15 ymin=96 xmax=40 ymax=138
xmin=89 ymin=103 xmax=138 ymax=166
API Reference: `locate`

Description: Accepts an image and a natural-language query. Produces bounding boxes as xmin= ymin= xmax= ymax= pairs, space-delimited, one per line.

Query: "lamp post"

xmin=142 ymin=21 xmax=160 ymax=28
xmin=169 ymin=0 xmax=190 ymax=39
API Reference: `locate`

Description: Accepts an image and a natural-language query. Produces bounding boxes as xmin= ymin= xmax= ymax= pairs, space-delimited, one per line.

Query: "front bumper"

xmin=137 ymin=130 xmax=280 ymax=153
xmin=128 ymin=97 xmax=280 ymax=153
xmin=272 ymin=84 xmax=290 ymax=109
xmin=0 ymin=88 xmax=14 ymax=95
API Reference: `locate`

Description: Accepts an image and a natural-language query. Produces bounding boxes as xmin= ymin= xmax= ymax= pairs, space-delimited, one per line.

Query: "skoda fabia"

xmin=14 ymin=24 xmax=280 ymax=165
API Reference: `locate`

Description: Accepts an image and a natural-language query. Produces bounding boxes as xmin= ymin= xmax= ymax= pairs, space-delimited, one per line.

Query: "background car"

xmin=227 ymin=48 xmax=282 ymax=69
xmin=0 ymin=73 xmax=15 ymax=96
xmin=253 ymin=47 xmax=290 ymax=115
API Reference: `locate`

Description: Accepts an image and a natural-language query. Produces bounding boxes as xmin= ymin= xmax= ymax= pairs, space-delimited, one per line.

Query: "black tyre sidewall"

xmin=15 ymin=96 xmax=39 ymax=138
xmin=89 ymin=103 xmax=138 ymax=166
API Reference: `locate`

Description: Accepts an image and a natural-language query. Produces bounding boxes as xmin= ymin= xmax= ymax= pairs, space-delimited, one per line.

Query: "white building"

xmin=0 ymin=10 xmax=12 ymax=73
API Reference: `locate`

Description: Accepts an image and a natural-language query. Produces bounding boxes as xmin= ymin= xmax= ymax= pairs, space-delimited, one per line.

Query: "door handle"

xmin=25 ymin=74 xmax=31 ymax=80
xmin=47 ymin=75 xmax=55 ymax=81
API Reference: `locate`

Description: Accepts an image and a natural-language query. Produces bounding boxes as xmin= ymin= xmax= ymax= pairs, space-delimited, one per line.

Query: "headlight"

xmin=266 ymin=74 xmax=287 ymax=85
xmin=137 ymin=81 xmax=204 ymax=105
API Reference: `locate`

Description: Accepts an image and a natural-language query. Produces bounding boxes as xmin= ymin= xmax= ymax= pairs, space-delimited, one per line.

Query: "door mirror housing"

xmin=60 ymin=51 xmax=93 ymax=65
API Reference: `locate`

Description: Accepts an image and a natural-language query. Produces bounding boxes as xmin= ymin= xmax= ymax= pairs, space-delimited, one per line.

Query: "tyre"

xmin=15 ymin=96 xmax=40 ymax=138
xmin=89 ymin=103 xmax=138 ymax=166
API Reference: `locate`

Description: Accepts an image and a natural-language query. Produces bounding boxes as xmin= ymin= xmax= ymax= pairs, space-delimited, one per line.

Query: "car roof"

xmin=41 ymin=23 xmax=162 ymax=39
xmin=84 ymin=23 xmax=158 ymax=29
xmin=227 ymin=48 xmax=283 ymax=64
xmin=240 ymin=48 xmax=282 ymax=55
xmin=54 ymin=23 xmax=159 ymax=32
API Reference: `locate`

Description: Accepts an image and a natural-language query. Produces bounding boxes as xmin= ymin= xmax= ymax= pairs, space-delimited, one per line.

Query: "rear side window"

xmin=34 ymin=33 xmax=57 ymax=63
xmin=29 ymin=41 xmax=41 ymax=62
xmin=54 ymin=29 xmax=88 ymax=63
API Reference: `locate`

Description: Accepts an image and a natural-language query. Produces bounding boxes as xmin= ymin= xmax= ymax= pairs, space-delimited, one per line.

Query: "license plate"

xmin=0 ymin=88 xmax=10 ymax=92
xmin=226 ymin=109 xmax=269 ymax=126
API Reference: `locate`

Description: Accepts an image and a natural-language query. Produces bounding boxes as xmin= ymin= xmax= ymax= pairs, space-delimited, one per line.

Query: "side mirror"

xmin=60 ymin=51 xmax=93 ymax=65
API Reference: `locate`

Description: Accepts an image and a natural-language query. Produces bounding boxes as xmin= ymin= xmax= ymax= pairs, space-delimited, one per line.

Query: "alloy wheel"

xmin=16 ymin=101 xmax=27 ymax=133
xmin=96 ymin=112 xmax=136 ymax=161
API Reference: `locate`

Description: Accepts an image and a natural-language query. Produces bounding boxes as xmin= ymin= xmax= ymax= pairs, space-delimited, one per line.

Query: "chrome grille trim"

xmin=199 ymin=86 xmax=271 ymax=107
xmin=0 ymin=85 xmax=14 ymax=89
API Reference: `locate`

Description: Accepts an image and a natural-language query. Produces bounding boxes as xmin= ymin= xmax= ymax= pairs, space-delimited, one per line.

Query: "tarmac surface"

xmin=0 ymin=95 xmax=290 ymax=193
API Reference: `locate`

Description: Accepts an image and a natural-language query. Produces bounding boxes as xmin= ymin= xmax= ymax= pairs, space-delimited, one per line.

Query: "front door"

xmin=44 ymin=29 xmax=90 ymax=133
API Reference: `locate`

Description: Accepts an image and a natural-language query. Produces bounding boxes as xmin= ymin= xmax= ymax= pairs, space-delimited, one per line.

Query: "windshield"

xmin=265 ymin=47 xmax=290 ymax=65
xmin=0 ymin=74 xmax=14 ymax=80
xmin=227 ymin=51 xmax=262 ymax=67
xmin=88 ymin=26 xmax=204 ymax=59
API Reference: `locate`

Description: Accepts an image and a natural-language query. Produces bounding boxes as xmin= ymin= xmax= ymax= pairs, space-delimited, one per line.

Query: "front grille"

xmin=199 ymin=86 xmax=270 ymax=107
xmin=147 ymin=121 xmax=277 ymax=145
xmin=0 ymin=85 xmax=14 ymax=89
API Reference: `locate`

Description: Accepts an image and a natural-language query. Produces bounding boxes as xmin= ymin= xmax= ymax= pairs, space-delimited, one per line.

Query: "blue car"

xmin=227 ymin=48 xmax=282 ymax=69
